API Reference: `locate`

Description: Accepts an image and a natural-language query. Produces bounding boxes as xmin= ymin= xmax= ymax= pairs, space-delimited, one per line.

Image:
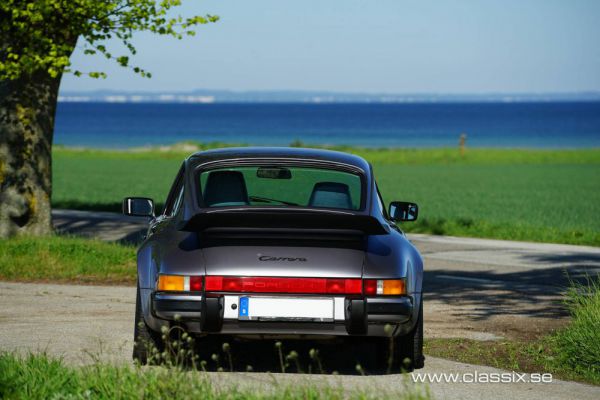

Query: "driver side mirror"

xmin=389 ymin=201 xmax=418 ymax=222
xmin=123 ymin=197 xmax=154 ymax=217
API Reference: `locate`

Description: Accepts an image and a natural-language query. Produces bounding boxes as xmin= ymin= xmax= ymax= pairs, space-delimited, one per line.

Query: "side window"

xmin=375 ymin=184 xmax=389 ymax=219
xmin=163 ymin=165 xmax=185 ymax=216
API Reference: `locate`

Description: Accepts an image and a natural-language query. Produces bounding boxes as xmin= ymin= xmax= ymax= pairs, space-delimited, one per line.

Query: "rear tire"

xmin=132 ymin=285 xmax=164 ymax=364
xmin=397 ymin=298 xmax=424 ymax=371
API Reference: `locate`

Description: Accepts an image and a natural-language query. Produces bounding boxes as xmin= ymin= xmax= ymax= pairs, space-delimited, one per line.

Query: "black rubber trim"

xmin=367 ymin=298 xmax=412 ymax=316
xmin=154 ymin=299 xmax=201 ymax=313
xmin=344 ymin=298 xmax=367 ymax=334
xmin=201 ymin=296 xmax=224 ymax=332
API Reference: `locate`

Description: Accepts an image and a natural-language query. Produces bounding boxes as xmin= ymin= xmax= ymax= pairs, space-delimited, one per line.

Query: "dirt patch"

xmin=423 ymin=286 xmax=570 ymax=342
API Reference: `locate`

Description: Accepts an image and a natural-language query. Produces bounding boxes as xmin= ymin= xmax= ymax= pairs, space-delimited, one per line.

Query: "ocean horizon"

xmin=54 ymin=102 xmax=600 ymax=149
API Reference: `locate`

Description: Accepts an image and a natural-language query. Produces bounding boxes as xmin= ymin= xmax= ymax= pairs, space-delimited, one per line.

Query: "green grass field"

xmin=52 ymin=145 xmax=600 ymax=246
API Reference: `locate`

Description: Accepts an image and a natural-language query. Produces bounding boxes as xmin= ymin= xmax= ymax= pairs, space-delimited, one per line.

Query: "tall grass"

xmin=553 ymin=275 xmax=600 ymax=380
xmin=0 ymin=353 xmax=430 ymax=400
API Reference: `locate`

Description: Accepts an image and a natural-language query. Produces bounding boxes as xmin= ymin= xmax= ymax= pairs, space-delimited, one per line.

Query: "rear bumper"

xmin=151 ymin=293 xmax=415 ymax=337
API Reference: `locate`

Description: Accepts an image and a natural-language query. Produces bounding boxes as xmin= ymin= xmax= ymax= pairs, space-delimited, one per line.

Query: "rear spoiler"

xmin=179 ymin=209 xmax=389 ymax=235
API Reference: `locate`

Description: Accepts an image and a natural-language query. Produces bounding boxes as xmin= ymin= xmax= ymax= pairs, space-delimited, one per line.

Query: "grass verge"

xmin=553 ymin=276 xmax=600 ymax=381
xmin=0 ymin=352 xmax=430 ymax=400
xmin=0 ymin=235 xmax=136 ymax=285
xmin=425 ymin=276 xmax=600 ymax=385
xmin=52 ymin=145 xmax=600 ymax=246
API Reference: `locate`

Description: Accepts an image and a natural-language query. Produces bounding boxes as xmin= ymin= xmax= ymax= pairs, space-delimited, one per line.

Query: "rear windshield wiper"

xmin=249 ymin=196 xmax=299 ymax=206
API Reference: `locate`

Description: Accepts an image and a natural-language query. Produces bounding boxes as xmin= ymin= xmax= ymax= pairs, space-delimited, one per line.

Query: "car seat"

xmin=308 ymin=182 xmax=352 ymax=209
xmin=203 ymin=171 xmax=250 ymax=207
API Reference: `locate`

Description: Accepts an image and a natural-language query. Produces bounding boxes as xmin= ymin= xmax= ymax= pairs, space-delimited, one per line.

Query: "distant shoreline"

xmin=57 ymin=90 xmax=600 ymax=104
xmin=52 ymin=142 xmax=600 ymax=154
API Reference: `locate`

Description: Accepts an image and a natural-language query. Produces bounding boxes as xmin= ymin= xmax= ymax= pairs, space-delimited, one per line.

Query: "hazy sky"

xmin=60 ymin=0 xmax=600 ymax=94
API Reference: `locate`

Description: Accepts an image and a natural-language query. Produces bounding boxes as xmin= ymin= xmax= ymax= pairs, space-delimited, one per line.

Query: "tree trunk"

xmin=0 ymin=71 xmax=62 ymax=238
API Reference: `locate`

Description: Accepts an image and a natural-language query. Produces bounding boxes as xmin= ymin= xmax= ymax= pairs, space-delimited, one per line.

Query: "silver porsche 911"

xmin=124 ymin=147 xmax=424 ymax=370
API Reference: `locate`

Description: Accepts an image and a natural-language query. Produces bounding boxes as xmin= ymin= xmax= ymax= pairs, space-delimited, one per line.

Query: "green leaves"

xmin=88 ymin=72 xmax=107 ymax=79
xmin=116 ymin=56 xmax=129 ymax=67
xmin=0 ymin=0 xmax=218 ymax=81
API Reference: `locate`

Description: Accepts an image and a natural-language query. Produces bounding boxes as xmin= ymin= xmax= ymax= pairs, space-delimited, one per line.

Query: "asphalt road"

xmin=1 ymin=210 xmax=599 ymax=399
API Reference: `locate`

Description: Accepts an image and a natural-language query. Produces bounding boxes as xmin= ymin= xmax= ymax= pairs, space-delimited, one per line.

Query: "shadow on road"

xmin=424 ymin=262 xmax=599 ymax=321
xmin=521 ymin=252 xmax=600 ymax=269
xmin=53 ymin=211 xmax=148 ymax=245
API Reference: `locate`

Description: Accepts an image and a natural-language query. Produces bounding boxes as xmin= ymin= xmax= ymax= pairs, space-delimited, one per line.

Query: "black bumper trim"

xmin=366 ymin=297 xmax=412 ymax=316
xmin=154 ymin=299 xmax=201 ymax=313
xmin=345 ymin=298 xmax=367 ymax=334
xmin=152 ymin=295 xmax=413 ymax=334
xmin=201 ymin=296 xmax=224 ymax=332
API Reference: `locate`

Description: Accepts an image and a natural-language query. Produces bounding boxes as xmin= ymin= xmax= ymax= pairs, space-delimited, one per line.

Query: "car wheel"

xmin=396 ymin=297 xmax=424 ymax=371
xmin=132 ymin=285 xmax=164 ymax=364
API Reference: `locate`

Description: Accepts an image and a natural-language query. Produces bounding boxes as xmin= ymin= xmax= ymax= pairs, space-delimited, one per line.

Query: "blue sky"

xmin=60 ymin=0 xmax=600 ymax=94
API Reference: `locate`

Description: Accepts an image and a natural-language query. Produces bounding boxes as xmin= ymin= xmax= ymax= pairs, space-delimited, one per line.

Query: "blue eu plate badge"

xmin=239 ymin=297 xmax=249 ymax=318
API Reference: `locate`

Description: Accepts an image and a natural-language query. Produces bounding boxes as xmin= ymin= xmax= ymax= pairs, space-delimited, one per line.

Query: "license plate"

xmin=238 ymin=296 xmax=334 ymax=321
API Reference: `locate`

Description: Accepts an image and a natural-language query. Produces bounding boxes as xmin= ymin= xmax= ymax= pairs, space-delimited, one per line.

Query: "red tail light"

xmin=204 ymin=276 xmax=363 ymax=295
xmin=363 ymin=279 xmax=378 ymax=295
xmin=190 ymin=276 xmax=203 ymax=291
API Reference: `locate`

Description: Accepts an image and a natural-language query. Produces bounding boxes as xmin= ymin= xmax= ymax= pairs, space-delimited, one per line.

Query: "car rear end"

xmin=151 ymin=238 xmax=415 ymax=338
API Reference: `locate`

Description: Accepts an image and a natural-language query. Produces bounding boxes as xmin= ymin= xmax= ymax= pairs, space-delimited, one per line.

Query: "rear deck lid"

xmin=202 ymin=245 xmax=365 ymax=278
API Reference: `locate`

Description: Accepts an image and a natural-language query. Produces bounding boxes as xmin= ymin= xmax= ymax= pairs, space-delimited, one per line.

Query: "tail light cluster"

xmin=363 ymin=279 xmax=406 ymax=295
xmin=157 ymin=275 xmax=202 ymax=292
xmin=157 ymin=275 xmax=405 ymax=296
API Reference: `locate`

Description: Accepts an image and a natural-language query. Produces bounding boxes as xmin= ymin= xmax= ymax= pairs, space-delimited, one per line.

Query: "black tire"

xmin=132 ymin=285 xmax=164 ymax=364
xmin=397 ymin=298 xmax=424 ymax=371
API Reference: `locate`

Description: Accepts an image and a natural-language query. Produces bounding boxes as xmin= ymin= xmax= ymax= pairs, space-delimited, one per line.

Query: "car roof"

xmin=187 ymin=147 xmax=371 ymax=172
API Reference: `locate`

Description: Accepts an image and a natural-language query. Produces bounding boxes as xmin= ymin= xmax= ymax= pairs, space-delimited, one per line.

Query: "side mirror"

xmin=389 ymin=201 xmax=418 ymax=222
xmin=123 ymin=197 xmax=154 ymax=217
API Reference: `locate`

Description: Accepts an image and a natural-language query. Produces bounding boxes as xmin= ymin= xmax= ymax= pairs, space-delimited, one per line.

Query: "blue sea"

xmin=54 ymin=102 xmax=600 ymax=148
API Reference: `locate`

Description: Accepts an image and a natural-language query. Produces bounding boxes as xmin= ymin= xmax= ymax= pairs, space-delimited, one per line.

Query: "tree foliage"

xmin=0 ymin=0 xmax=219 ymax=80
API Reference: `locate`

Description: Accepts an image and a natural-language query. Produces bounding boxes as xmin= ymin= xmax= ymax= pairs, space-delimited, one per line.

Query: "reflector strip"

xmin=204 ymin=276 xmax=363 ymax=295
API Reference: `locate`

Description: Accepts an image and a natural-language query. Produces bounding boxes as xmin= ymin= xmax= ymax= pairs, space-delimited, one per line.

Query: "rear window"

xmin=198 ymin=165 xmax=363 ymax=210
